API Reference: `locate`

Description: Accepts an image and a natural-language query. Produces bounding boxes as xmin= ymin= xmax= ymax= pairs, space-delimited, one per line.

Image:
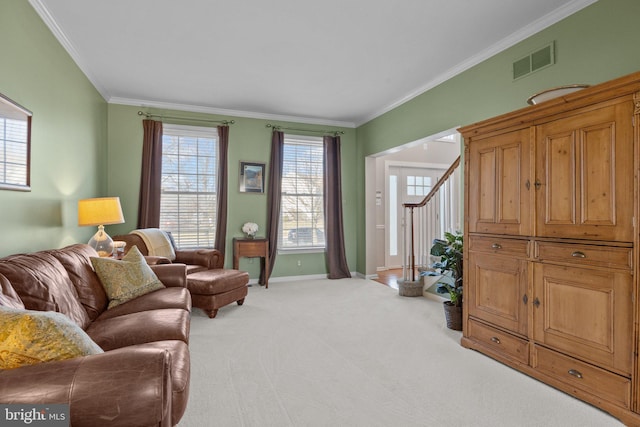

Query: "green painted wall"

xmin=355 ymin=0 xmax=640 ymax=273
xmin=107 ymin=104 xmax=357 ymax=279
xmin=3 ymin=0 xmax=640 ymax=280
xmin=0 ymin=0 xmax=107 ymax=256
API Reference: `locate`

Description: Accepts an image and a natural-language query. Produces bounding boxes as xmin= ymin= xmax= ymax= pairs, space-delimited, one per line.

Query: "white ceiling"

xmin=30 ymin=0 xmax=596 ymax=127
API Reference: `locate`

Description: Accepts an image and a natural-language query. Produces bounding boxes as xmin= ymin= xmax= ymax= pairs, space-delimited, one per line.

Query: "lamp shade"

xmin=78 ymin=197 xmax=125 ymax=227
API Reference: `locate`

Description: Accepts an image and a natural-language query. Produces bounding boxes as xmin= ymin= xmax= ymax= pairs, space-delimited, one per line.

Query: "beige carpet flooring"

xmin=180 ymin=277 xmax=622 ymax=427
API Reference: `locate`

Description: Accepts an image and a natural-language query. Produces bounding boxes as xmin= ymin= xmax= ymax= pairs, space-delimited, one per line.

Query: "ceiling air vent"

xmin=513 ymin=42 xmax=555 ymax=80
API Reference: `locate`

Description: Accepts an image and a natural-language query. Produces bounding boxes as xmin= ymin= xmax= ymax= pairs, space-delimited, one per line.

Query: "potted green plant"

xmin=429 ymin=231 xmax=463 ymax=330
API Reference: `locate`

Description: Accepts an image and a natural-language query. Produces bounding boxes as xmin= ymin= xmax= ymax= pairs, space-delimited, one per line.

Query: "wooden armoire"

xmin=459 ymin=71 xmax=640 ymax=425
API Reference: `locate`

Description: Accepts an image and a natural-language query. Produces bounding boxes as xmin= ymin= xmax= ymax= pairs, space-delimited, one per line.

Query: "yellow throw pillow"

xmin=0 ymin=307 xmax=103 ymax=369
xmin=91 ymin=245 xmax=165 ymax=309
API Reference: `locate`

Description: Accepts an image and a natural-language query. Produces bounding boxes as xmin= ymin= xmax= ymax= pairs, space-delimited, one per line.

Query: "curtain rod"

xmin=138 ymin=111 xmax=235 ymax=125
xmin=266 ymin=124 xmax=344 ymax=135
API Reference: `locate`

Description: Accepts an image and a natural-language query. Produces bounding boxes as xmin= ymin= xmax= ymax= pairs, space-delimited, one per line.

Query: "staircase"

xmin=402 ymin=156 xmax=461 ymax=282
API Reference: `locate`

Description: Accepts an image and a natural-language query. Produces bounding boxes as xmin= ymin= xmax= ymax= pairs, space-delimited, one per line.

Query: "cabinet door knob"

xmin=522 ymin=294 xmax=528 ymax=305
xmin=490 ymin=337 xmax=501 ymax=344
xmin=534 ymin=179 xmax=542 ymax=189
xmin=571 ymin=251 xmax=586 ymax=258
xmin=491 ymin=243 xmax=502 ymax=249
xmin=533 ymin=297 xmax=540 ymax=308
xmin=525 ymin=180 xmax=531 ymax=190
xmin=568 ymin=369 xmax=583 ymax=379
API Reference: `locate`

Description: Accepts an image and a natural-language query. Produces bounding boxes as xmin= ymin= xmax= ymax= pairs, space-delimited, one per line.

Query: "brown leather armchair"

xmin=114 ymin=231 xmax=249 ymax=318
xmin=113 ymin=233 xmax=223 ymax=273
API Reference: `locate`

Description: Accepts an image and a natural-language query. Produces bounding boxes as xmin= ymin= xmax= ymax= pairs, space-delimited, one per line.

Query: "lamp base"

xmin=88 ymin=225 xmax=114 ymax=257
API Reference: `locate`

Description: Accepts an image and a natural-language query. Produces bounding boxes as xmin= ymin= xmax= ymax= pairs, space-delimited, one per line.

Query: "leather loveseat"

xmin=0 ymin=243 xmax=191 ymax=427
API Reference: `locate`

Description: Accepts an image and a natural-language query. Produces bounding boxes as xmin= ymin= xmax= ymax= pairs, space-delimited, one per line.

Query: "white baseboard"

xmin=249 ymin=271 xmax=358 ymax=285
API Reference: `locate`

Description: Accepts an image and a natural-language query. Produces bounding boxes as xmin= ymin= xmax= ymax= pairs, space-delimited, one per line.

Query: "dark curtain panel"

xmin=261 ymin=130 xmax=284 ymax=284
xmin=214 ymin=125 xmax=229 ymax=255
xmin=323 ymin=135 xmax=351 ymax=279
xmin=138 ymin=119 xmax=163 ymax=228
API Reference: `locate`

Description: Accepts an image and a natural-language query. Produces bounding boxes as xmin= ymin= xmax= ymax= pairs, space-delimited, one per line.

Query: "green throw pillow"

xmin=91 ymin=245 xmax=165 ymax=309
xmin=0 ymin=307 xmax=103 ymax=369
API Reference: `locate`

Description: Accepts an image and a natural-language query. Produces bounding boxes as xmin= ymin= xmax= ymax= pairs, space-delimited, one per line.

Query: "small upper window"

xmin=0 ymin=93 xmax=31 ymax=191
xmin=407 ymin=175 xmax=432 ymax=197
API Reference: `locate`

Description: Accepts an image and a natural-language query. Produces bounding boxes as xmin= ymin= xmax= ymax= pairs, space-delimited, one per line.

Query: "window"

xmin=0 ymin=93 xmax=31 ymax=191
xmin=160 ymin=124 xmax=218 ymax=248
xmin=406 ymin=175 xmax=432 ymax=196
xmin=280 ymin=135 xmax=325 ymax=250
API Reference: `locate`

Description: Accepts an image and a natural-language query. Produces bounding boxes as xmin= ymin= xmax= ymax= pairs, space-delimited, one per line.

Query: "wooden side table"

xmin=233 ymin=237 xmax=269 ymax=288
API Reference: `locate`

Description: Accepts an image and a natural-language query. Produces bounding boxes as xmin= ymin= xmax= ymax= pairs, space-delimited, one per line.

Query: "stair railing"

xmin=402 ymin=156 xmax=461 ymax=282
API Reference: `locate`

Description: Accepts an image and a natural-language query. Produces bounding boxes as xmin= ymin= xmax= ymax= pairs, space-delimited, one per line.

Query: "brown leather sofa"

xmin=0 ymin=244 xmax=191 ymax=427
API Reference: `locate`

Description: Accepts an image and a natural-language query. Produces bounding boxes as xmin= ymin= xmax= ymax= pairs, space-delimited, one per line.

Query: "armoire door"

xmin=467 ymin=128 xmax=532 ymax=236
xmin=532 ymin=262 xmax=633 ymax=376
xmin=467 ymin=249 xmax=528 ymax=336
xmin=535 ymin=102 xmax=634 ymax=242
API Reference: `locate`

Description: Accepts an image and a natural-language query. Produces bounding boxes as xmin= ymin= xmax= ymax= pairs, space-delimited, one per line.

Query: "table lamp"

xmin=78 ymin=197 xmax=125 ymax=257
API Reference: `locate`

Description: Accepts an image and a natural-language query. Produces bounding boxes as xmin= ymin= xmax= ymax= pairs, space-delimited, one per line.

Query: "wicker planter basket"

xmin=443 ymin=301 xmax=463 ymax=330
xmin=398 ymin=280 xmax=423 ymax=297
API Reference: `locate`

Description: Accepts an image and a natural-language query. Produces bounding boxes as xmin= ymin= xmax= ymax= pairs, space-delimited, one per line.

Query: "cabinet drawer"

xmin=468 ymin=236 xmax=529 ymax=258
xmin=467 ymin=319 xmax=528 ymax=365
xmin=535 ymin=241 xmax=632 ymax=270
xmin=533 ymin=345 xmax=631 ymax=409
xmin=236 ymin=241 xmax=268 ymax=257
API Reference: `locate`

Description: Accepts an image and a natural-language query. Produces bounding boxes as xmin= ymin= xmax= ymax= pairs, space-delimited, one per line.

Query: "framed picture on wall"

xmin=239 ymin=161 xmax=265 ymax=193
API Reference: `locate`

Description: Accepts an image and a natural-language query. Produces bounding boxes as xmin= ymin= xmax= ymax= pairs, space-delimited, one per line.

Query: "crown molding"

xmin=30 ymin=0 xmax=596 ymax=130
xmin=355 ymin=0 xmax=599 ymax=127
xmin=109 ymin=97 xmax=357 ymax=128
xmin=29 ymin=0 xmax=110 ymax=100
xmin=30 ymin=0 xmax=354 ymax=128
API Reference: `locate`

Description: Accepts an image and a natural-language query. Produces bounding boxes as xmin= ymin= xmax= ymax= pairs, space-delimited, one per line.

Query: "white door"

xmin=386 ymin=166 xmax=443 ymax=269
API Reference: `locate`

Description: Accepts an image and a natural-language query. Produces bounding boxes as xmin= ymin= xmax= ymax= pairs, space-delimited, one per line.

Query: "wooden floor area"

xmin=374 ymin=268 xmax=424 ymax=291
xmin=374 ymin=268 xmax=445 ymax=301
xmin=373 ymin=269 xmax=403 ymax=289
